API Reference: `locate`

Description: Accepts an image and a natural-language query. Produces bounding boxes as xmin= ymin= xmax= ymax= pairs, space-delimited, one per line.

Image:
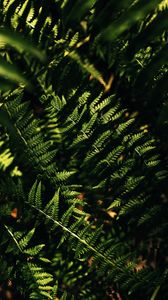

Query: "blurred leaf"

xmin=127 ymin=9 xmax=168 ymax=58
xmin=135 ymin=45 xmax=168 ymax=86
xmin=64 ymin=0 xmax=96 ymax=24
xmin=101 ymin=0 xmax=160 ymax=41
xmin=107 ymin=209 xmax=117 ymax=218
xmin=0 ymin=109 xmax=18 ymax=137
xmin=0 ymin=56 xmax=28 ymax=85
xmin=0 ymin=77 xmax=15 ymax=91
xmin=150 ymin=284 xmax=161 ymax=300
xmin=157 ymin=102 xmax=168 ymax=127
xmin=93 ymin=0 xmax=133 ymax=30
xmin=0 ymin=28 xmax=46 ymax=61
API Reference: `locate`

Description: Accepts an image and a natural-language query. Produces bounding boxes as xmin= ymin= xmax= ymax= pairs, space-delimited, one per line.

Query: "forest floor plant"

xmin=0 ymin=0 xmax=168 ymax=299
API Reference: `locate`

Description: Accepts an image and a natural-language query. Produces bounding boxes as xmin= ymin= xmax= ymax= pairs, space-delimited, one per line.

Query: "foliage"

xmin=0 ymin=0 xmax=168 ymax=299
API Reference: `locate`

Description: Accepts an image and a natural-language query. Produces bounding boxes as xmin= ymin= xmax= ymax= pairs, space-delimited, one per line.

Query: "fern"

xmin=0 ymin=1 xmax=168 ymax=299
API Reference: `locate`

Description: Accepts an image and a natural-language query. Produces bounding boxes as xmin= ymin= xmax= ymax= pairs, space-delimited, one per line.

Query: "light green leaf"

xmin=150 ymin=285 xmax=161 ymax=300
xmin=0 ymin=29 xmax=46 ymax=61
xmin=0 ymin=57 xmax=28 ymax=85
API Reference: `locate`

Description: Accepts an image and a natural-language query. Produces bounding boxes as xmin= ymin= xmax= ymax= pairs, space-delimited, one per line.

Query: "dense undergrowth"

xmin=0 ymin=1 xmax=168 ymax=299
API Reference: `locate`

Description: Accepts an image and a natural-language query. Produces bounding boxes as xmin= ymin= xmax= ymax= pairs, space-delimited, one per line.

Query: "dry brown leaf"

xmin=107 ymin=210 xmax=117 ymax=219
xmin=88 ymin=256 xmax=94 ymax=267
xmin=10 ymin=208 xmax=18 ymax=219
xmin=77 ymin=193 xmax=85 ymax=200
xmin=104 ymin=74 xmax=115 ymax=93
xmin=135 ymin=257 xmax=147 ymax=272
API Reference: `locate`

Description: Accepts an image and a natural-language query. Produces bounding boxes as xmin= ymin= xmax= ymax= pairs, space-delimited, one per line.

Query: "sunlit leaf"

xmin=0 ymin=28 xmax=46 ymax=61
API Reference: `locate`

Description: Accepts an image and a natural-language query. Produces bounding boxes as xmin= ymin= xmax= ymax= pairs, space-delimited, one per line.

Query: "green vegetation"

xmin=0 ymin=0 xmax=168 ymax=299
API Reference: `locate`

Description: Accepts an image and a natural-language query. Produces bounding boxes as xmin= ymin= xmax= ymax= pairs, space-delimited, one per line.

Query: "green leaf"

xmin=102 ymin=0 xmax=161 ymax=41
xmin=128 ymin=9 xmax=168 ymax=57
xmin=61 ymin=291 xmax=68 ymax=300
xmin=19 ymin=228 xmax=35 ymax=250
xmin=24 ymin=244 xmax=45 ymax=255
xmin=35 ymin=181 xmax=42 ymax=209
xmin=64 ymin=0 xmax=96 ymax=24
xmin=0 ymin=77 xmax=14 ymax=91
xmin=39 ymin=257 xmax=51 ymax=263
xmin=135 ymin=45 xmax=168 ymax=86
xmin=39 ymin=291 xmax=52 ymax=299
xmin=0 ymin=28 xmax=46 ymax=62
xmin=28 ymin=180 xmax=38 ymax=205
xmin=0 ymin=56 xmax=28 ymax=85
xmin=37 ymin=277 xmax=53 ymax=285
xmin=150 ymin=284 xmax=161 ymax=300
